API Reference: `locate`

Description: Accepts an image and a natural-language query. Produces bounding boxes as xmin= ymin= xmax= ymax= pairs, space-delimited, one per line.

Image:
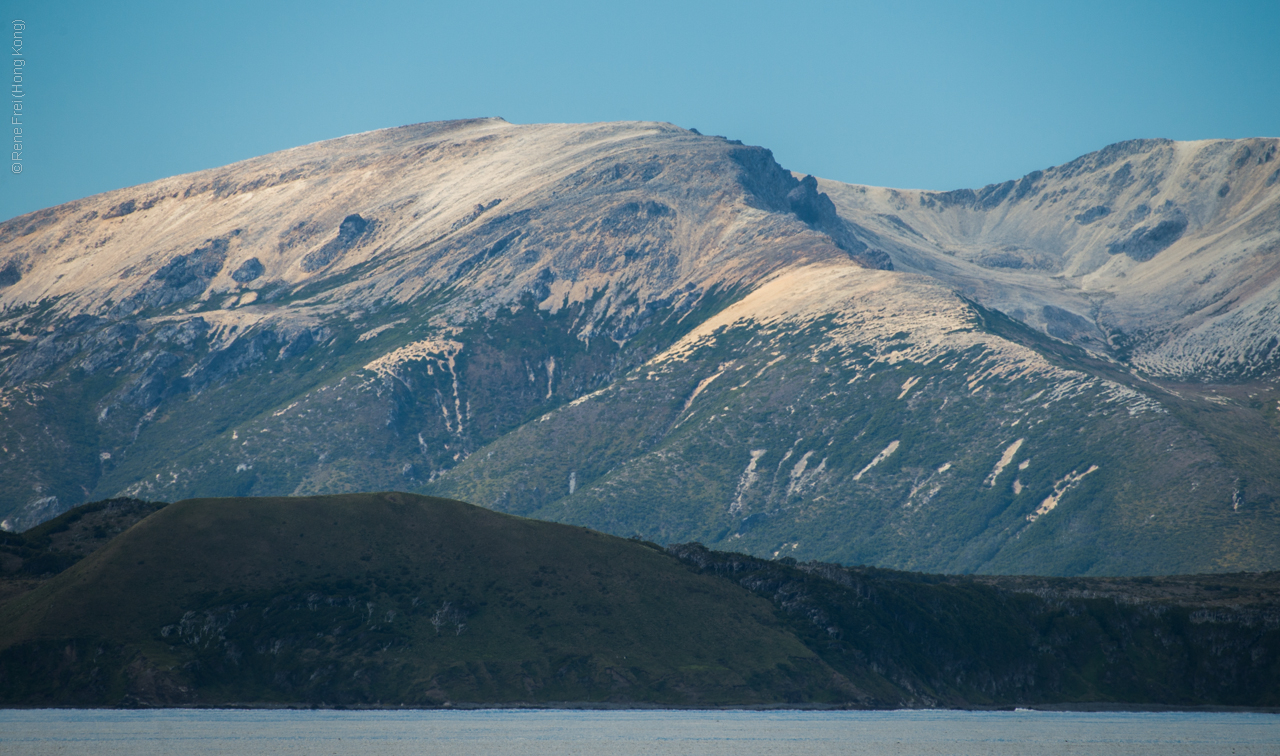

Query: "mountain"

xmin=820 ymin=138 xmax=1280 ymax=378
xmin=2 ymin=494 xmax=1277 ymax=708
xmin=0 ymin=120 xmax=1277 ymax=574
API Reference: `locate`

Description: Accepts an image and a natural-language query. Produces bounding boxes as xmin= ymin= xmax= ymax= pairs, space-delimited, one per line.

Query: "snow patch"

xmin=853 ymin=440 xmax=899 ymax=481
xmin=680 ymin=370 xmax=725 ymax=415
xmin=984 ymin=438 xmax=1024 ymax=486
xmin=897 ymin=375 xmax=920 ymax=400
xmin=365 ymin=339 xmax=465 ymax=433
xmin=364 ymin=339 xmax=462 ymax=377
xmin=729 ymin=449 xmax=767 ymax=514
xmin=786 ymin=451 xmax=816 ymax=496
xmin=567 ymin=387 xmax=607 ymax=408
xmin=356 ymin=319 xmax=407 ymax=342
xmin=1028 ymin=465 xmax=1099 ymax=522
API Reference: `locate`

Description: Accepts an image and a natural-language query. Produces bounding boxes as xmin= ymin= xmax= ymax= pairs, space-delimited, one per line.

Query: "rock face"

xmin=0 ymin=120 xmax=1277 ymax=575
xmin=820 ymin=138 xmax=1280 ymax=378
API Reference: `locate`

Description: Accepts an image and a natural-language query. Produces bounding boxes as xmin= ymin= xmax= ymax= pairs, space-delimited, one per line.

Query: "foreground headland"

xmin=1 ymin=494 xmax=1276 ymax=709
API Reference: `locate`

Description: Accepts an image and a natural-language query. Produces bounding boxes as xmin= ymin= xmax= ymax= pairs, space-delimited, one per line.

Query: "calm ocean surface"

xmin=1 ymin=708 xmax=1276 ymax=755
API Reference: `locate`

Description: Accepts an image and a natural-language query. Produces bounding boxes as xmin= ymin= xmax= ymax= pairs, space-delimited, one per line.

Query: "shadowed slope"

xmin=0 ymin=492 xmax=847 ymax=706
xmin=2 ymin=494 xmax=1277 ymax=709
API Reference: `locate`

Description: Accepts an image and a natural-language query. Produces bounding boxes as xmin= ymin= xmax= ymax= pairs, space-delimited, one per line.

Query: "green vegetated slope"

xmin=1 ymin=493 xmax=1277 ymax=708
xmin=430 ymin=279 xmax=1280 ymax=576
xmin=672 ymin=544 xmax=1280 ymax=709
xmin=0 ymin=493 xmax=834 ymax=707
xmin=0 ymin=497 xmax=163 ymax=607
xmin=81 ymin=286 xmax=748 ymax=507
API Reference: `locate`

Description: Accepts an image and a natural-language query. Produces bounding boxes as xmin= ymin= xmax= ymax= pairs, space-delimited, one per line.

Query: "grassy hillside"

xmin=1 ymin=493 xmax=1277 ymax=708
xmin=0 ymin=493 xmax=843 ymax=707
xmin=671 ymin=544 xmax=1280 ymax=708
xmin=0 ymin=497 xmax=164 ymax=606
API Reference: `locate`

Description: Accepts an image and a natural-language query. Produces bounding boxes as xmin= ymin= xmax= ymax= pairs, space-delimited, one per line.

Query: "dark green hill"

xmin=0 ymin=493 xmax=844 ymax=707
xmin=1 ymin=493 xmax=1277 ymax=708
xmin=670 ymin=544 xmax=1280 ymax=708
xmin=0 ymin=497 xmax=164 ymax=607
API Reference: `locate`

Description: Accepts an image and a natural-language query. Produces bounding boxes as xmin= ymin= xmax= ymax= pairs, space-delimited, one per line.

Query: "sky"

xmin=2 ymin=0 xmax=1278 ymax=222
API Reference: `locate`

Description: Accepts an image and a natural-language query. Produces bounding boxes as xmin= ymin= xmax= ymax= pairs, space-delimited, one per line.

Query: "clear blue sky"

xmin=3 ymin=0 xmax=1278 ymax=222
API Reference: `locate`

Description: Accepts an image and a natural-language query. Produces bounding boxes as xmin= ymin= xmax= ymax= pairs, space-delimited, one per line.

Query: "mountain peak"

xmin=1 ymin=123 xmax=1277 ymax=576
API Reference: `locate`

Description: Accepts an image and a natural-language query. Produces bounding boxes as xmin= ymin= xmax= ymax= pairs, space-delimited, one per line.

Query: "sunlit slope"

xmin=0 ymin=117 xmax=879 ymax=336
xmin=821 ymin=138 xmax=1280 ymax=378
xmin=431 ymin=261 xmax=1280 ymax=575
xmin=0 ymin=119 xmax=871 ymax=527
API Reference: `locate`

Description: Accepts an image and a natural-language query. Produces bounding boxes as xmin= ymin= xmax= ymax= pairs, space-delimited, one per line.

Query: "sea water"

xmin=0 ymin=708 xmax=1276 ymax=755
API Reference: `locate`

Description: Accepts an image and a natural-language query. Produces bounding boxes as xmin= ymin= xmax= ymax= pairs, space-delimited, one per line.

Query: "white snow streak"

xmin=729 ymin=449 xmax=767 ymax=514
xmin=984 ymin=438 xmax=1024 ymax=487
xmin=853 ymin=440 xmax=899 ymax=481
xmin=1027 ymin=465 xmax=1099 ymax=522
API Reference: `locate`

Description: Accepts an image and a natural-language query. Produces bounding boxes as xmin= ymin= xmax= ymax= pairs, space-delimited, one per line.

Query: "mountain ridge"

xmin=0 ymin=121 xmax=1276 ymax=575
xmin=820 ymin=136 xmax=1280 ymax=378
